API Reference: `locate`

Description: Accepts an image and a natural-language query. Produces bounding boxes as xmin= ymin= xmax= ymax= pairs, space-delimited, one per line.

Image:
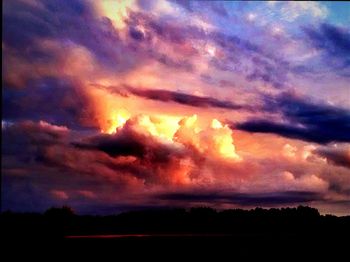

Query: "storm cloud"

xmin=2 ymin=0 xmax=350 ymax=215
xmin=235 ymin=92 xmax=350 ymax=144
xmin=314 ymin=145 xmax=350 ymax=169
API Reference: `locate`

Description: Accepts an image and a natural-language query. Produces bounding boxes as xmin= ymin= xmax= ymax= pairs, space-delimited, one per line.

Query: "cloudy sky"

xmin=2 ymin=0 xmax=350 ymax=215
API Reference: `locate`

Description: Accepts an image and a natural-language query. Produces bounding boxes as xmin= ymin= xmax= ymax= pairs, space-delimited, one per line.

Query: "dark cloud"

xmin=235 ymin=92 xmax=350 ymax=144
xmin=1 ymin=120 xmax=153 ymax=212
xmin=73 ymin=117 xmax=189 ymax=161
xmin=303 ymin=23 xmax=350 ymax=59
xmin=1 ymin=120 xmax=347 ymax=214
xmin=158 ymin=191 xmax=323 ymax=206
xmin=303 ymin=23 xmax=350 ymax=73
xmin=2 ymin=77 xmax=93 ymax=129
xmin=71 ymin=116 xmax=200 ymax=185
xmin=126 ymin=87 xmax=254 ymax=111
xmin=315 ymin=146 xmax=350 ymax=169
xmin=3 ymin=0 xmax=138 ymax=76
xmin=2 ymin=120 xmax=68 ymax=162
xmin=75 ymin=133 xmax=147 ymax=158
xmin=129 ymin=27 xmax=145 ymax=41
xmin=1 ymin=175 xmax=54 ymax=213
xmin=328 ymin=184 xmax=350 ymax=197
xmin=3 ymin=0 xmax=57 ymax=49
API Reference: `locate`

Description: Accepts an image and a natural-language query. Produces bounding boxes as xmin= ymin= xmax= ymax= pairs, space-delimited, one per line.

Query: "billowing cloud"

xmin=2 ymin=118 xmax=336 ymax=213
xmin=73 ymin=113 xmax=242 ymax=185
xmin=2 ymin=0 xmax=350 ymax=215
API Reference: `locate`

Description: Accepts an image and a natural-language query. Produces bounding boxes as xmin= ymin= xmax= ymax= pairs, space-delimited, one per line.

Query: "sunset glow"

xmin=2 ymin=0 xmax=350 ymax=216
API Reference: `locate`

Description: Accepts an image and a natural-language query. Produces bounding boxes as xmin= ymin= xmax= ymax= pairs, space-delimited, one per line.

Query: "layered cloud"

xmin=2 ymin=0 xmax=350 ymax=215
xmin=158 ymin=191 xmax=324 ymax=206
xmin=126 ymin=87 xmax=253 ymax=111
xmin=235 ymin=91 xmax=350 ymax=144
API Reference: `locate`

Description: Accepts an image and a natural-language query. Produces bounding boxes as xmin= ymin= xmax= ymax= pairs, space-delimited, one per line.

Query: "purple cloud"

xmin=234 ymin=92 xmax=350 ymax=144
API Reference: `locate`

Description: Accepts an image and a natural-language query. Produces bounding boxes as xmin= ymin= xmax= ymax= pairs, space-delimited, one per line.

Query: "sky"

xmin=2 ymin=0 xmax=350 ymax=216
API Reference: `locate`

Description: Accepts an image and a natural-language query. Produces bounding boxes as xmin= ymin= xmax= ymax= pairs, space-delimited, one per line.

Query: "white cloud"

xmin=270 ymin=2 xmax=328 ymax=22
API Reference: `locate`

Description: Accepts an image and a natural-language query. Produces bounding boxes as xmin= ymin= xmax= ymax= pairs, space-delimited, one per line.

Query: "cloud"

xmin=157 ymin=191 xmax=323 ymax=206
xmin=1 ymin=119 xmax=343 ymax=214
xmin=2 ymin=0 xmax=350 ymax=215
xmin=73 ymin=114 xmax=196 ymax=185
xmin=2 ymin=0 xmax=143 ymax=87
xmin=74 ymin=114 xmax=187 ymax=158
xmin=2 ymin=120 xmax=69 ymax=156
xmin=234 ymin=92 xmax=350 ymax=144
xmin=303 ymin=23 xmax=350 ymax=59
xmin=314 ymin=145 xmax=350 ymax=169
xmin=2 ymin=77 xmax=94 ymax=129
xmin=1 ymin=120 xmax=153 ymax=212
xmin=208 ymin=31 xmax=292 ymax=88
xmin=74 ymin=113 xmax=243 ymax=184
xmin=51 ymin=190 xmax=69 ymax=200
xmin=124 ymin=11 xmax=203 ymax=71
xmin=77 ymin=190 xmax=96 ymax=199
xmin=72 ymin=113 xmax=332 ymax=196
xmin=76 ymin=113 xmax=243 ymax=161
xmin=282 ymin=144 xmax=297 ymax=158
xmin=125 ymin=87 xmax=254 ymax=111
xmin=279 ymin=2 xmax=328 ymax=22
xmin=126 ymin=8 xmax=293 ymax=89
xmin=303 ymin=23 xmax=350 ymax=75
xmin=245 ymin=56 xmax=289 ymax=89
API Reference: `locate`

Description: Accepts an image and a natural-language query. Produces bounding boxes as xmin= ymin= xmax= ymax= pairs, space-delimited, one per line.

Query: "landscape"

xmin=2 ymin=0 xmax=350 ymax=256
xmin=2 ymin=206 xmax=350 ymax=257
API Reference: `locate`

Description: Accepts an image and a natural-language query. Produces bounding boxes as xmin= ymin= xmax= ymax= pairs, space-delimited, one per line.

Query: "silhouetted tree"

xmin=2 ymin=205 xmax=349 ymax=241
xmin=44 ymin=206 xmax=75 ymax=218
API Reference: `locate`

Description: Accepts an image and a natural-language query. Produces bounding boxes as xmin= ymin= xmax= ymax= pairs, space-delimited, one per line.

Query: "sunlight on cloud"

xmin=102 ymin=108 xmax=241 ymax=161
xmin=2 ymin=0 xmax=350 ymax=215
xmin=94 ymin=0 xmax=136 ymax=30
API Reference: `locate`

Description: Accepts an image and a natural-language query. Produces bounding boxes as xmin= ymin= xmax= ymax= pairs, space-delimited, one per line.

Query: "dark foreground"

xmin=2 ymin=206 xmax=350 ymax=259
xmin=4 ymin=232 xmax=349 ymax=260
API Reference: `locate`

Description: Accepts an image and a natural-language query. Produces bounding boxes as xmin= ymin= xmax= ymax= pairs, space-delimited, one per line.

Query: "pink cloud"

xmin=51 ymin=190 xmax=69 ymax=200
